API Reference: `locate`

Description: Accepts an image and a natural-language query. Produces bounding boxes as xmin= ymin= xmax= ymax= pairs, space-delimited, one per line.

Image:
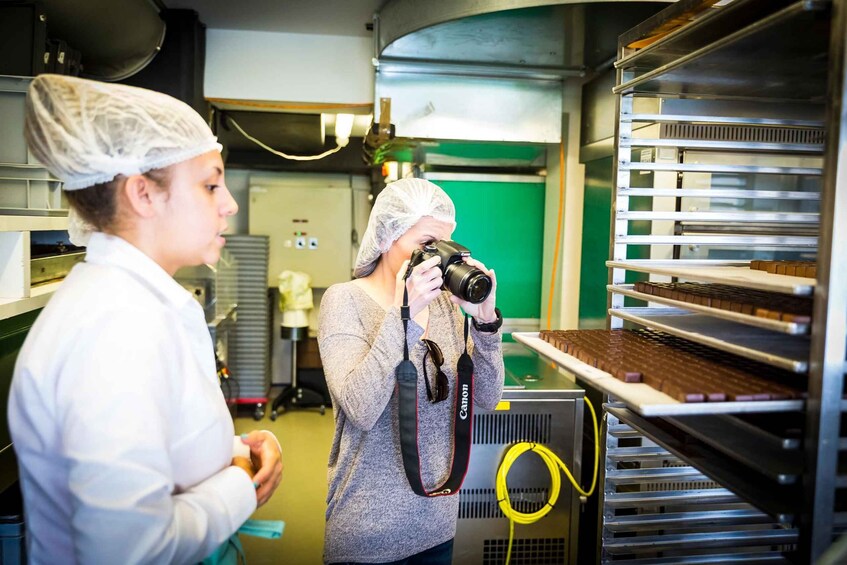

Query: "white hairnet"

xmin=67 ymin=208 xmax=95 ymax=247
xmin=24 ymin=74 xmax=222 ymax=191
xmin=354 ymin=178 xmax=456 ymax=278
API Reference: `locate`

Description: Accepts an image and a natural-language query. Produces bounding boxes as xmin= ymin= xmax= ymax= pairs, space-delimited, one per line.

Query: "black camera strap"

xmin=396 ymin=285 xmax=474 ymax=497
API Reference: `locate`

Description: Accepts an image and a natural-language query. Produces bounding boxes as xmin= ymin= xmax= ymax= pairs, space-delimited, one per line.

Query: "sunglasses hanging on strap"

xmin=396 ymin=283 xmax=474 ymax=497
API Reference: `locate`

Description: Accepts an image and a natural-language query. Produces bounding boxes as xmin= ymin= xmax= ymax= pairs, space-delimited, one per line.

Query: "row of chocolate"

xmin=634 ymin=281 xmax=813 ymax=323
xmin=540 ymin=329 xmax=803 ymax=403
xmin=750 ymin=260 xmax=817 ymax=278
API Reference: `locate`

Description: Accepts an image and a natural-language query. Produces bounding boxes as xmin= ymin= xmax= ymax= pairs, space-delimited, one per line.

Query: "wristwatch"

xmin=472 ymin=307 xmax=503 ymax=333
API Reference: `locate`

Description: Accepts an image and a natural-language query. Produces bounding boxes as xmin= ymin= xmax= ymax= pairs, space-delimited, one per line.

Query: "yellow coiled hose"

xmin=495 ymin=397 xmax=600 ymax=565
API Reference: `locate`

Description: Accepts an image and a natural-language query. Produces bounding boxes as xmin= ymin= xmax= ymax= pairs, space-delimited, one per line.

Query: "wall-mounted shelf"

xmin=0 ymin=215 xmax=69 ymax=321
xmin=0 ymin=280 xmax=61 ymax=320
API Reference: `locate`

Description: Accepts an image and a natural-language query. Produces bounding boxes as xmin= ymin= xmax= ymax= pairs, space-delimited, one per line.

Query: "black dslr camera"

xmin=406 ymin=240 xmax=492 ymax=304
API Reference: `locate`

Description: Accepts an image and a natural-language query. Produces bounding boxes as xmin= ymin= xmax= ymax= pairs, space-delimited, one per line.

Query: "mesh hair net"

xmin=354 ymin=178 xmax=456 ymax=278
xmin=24 ymin=74 xmax=222 ymax=191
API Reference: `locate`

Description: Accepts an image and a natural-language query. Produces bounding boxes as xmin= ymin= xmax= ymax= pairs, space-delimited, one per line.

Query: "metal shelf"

xmin=602 ymin=529 xmax=798 ymax=555
xmin=624 ymin=162 xmax=823 ymax=176
xmin=605 ymin=466 xmax=709 ymax=486
xmin=626 ymin=137 xmax=824 ymax=153
xmin=604 ymin=488 xmax=741 ymax=509
xmin=616 ymin=234 xmax=818 ymax=248
xmin=603 ymin=509 xmax=774 ymax=533
xmin=617 ymin=0 xmax=798 ymax=71
xmin=512 ymin=332 xmax=805 ymax=415
xmin=619 ymin=187 xmax=821 ymax=200
xmin=604 ymin=0 xmax=846 ymax=558
xmin=608 ymin=308 xmax=810 ymax=372
xmin=618 ymin=210 xmax=820 ymax=224
xmin=615 ymin=1 xmax=831 ymax=101
xmin=609 ymin=284 xmax=810 ymax=335
xmin=623 ymin=114 xmax=825 ymax=128
xmin=606 ymin=554 xmax=791 ymax=565
xmin=606 ymin=405 xmax=801 ymax=524
xmin=607 ymin=260 xmax=815 ymax=295
xmin=666 ymin=414 xmax=803 ymax=484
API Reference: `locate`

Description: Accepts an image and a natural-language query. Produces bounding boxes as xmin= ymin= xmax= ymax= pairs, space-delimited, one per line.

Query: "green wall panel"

xmin=434 ymin=180 xmax=545 ymax=320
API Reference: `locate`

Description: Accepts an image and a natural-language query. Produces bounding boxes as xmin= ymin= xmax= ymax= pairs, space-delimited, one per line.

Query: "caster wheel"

xmin=253 ymin=407 xmax=264 ymax=421
xmin=320 ymin=406 xmax=326 ymax=416
xmin=270 ymin=410 xmax=278 ymax=421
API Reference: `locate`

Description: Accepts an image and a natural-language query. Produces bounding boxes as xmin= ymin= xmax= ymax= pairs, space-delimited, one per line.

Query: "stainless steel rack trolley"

xmin=518 ymin=0 xmax=847 ymax=562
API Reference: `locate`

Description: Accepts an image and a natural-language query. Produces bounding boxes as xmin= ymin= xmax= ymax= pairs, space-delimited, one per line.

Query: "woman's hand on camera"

xmin=394 ymin=256 xmax=443 ymax=319
xmin=450 ymin=258 xmax=497 ymax=322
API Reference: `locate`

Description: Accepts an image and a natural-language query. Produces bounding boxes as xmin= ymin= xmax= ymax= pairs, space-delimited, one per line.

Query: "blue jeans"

xmin=330 ymin=539 xmax=454 ymax=565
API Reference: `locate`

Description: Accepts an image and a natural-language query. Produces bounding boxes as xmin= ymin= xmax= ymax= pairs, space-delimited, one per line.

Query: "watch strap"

xmin=472 ymin=307 xmax=502 ymax=333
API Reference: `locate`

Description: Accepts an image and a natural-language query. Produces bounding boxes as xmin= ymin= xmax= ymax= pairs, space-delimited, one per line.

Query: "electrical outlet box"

xmin=249 ymin=184 xmax=352 ymax=287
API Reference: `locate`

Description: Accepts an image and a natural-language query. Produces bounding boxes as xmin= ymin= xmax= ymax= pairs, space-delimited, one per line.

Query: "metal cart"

xmin=519 ymin=0 xmax=847 ymax=561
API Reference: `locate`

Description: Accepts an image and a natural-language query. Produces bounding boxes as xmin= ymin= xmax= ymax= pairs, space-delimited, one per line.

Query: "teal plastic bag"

xmin=201 ymin=520 xmax=285 ymax=564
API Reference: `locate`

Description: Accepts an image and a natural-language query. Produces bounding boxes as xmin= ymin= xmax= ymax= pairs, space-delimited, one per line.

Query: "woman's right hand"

xmin=394 ymin=256 xmax=443 ymax=319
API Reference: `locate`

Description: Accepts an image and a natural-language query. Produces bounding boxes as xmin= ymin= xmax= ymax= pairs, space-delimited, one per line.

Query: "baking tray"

xmin=607 ymin=260 xmax=815 ymax=295
xmin=608 ymin=284 xmax=810 ymax=335
xmin=609 ymin=307 xmax=810 ymax=372
xmin=512 ymin=332 xmax=804 ymax=417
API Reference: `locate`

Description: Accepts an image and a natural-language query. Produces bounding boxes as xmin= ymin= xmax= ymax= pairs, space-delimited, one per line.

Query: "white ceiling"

xmin=164 ymin=0 xmax=385 ymax=37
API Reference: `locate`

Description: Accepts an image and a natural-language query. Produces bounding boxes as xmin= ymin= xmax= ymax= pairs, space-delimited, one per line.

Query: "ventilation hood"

xmin=371 ymin=0 xmax=670 ymax=143
xmin=40 ymin=0 xmax=165 ymax=81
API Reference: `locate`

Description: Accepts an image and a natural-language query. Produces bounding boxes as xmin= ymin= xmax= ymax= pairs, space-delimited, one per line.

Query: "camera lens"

xmin=444 ymin=263 xmax=492 ymax=304
xmin=464 ymin=273 xmax=492 ymax=304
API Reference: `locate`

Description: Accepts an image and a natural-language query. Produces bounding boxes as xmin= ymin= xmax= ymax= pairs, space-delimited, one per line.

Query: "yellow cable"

xmin=495 ymin=397 xmax=600 ymax=564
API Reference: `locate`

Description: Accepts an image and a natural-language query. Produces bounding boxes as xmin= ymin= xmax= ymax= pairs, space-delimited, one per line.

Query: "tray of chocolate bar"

xmin=608 ymin=308 xmax=810 ymax=373
xmin=607 ymin=260 xmax=815 ymax=295
xmin=609 ymin=282 xmax=812 ymax=335
xmin=513 ymin=329 xmax=805 ymax=417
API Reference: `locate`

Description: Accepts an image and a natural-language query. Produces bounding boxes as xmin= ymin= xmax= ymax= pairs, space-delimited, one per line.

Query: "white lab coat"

xmin=8 ymin=232 xmax=257 ymax=564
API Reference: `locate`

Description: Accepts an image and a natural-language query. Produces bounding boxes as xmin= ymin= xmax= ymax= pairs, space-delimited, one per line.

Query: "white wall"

xmin=205 ymin=29 xmax=374 ymax=104
xmin=559 ymin=79 xmax=586 ymax=330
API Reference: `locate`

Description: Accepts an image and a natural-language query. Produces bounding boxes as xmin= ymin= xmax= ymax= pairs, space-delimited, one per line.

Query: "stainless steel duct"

xmin=41 ymin=0 xmax=166 ymax=81
xmin=373 ymin=0 xmax=671 ymax=143
xmin=376 ymin=0 xmax=672 ymax=66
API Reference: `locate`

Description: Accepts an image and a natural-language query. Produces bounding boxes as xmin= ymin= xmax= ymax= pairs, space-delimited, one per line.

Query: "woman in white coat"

xmin=7 ymin=75 xmax=282 ymax=564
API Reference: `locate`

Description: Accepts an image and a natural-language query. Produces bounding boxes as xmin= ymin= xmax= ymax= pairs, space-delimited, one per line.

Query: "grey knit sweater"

xmin=317 ymin=282 xmax=504 ymax=563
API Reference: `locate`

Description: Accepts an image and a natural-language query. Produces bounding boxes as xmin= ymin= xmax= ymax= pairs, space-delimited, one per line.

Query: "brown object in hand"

xmin=232 ymin=456 xmax=256 ymax=481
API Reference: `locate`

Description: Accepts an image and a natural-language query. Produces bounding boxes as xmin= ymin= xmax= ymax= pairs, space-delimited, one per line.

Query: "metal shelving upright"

xmin=598 ymin=0 xmax=847 ymax=562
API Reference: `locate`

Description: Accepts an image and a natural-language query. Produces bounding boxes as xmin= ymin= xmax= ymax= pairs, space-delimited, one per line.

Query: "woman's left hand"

xmin=240 ymin=430 xmax=283 ymax=507
xmin=449 ymin=258 xmax=497 ymax=323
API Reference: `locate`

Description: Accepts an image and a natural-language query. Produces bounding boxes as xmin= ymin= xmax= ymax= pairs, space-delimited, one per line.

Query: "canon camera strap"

xmin=396 ymin=285 xmax=474 ymax=497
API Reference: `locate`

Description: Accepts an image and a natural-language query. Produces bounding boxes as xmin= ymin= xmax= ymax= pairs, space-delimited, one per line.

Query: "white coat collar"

xmin=83 ymin=231 xmax=196 ymax=312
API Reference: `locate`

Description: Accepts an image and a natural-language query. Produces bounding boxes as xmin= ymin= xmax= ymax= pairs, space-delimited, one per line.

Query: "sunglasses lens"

xmin=436 ymin=371 xmax=449 ymax=402
xmin=423 ymin=339 xmax=444 ymax=366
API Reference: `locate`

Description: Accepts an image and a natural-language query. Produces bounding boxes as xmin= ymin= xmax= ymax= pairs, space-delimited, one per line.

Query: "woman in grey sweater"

xmin=318 ymin=178 xmax=505 ymax=564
